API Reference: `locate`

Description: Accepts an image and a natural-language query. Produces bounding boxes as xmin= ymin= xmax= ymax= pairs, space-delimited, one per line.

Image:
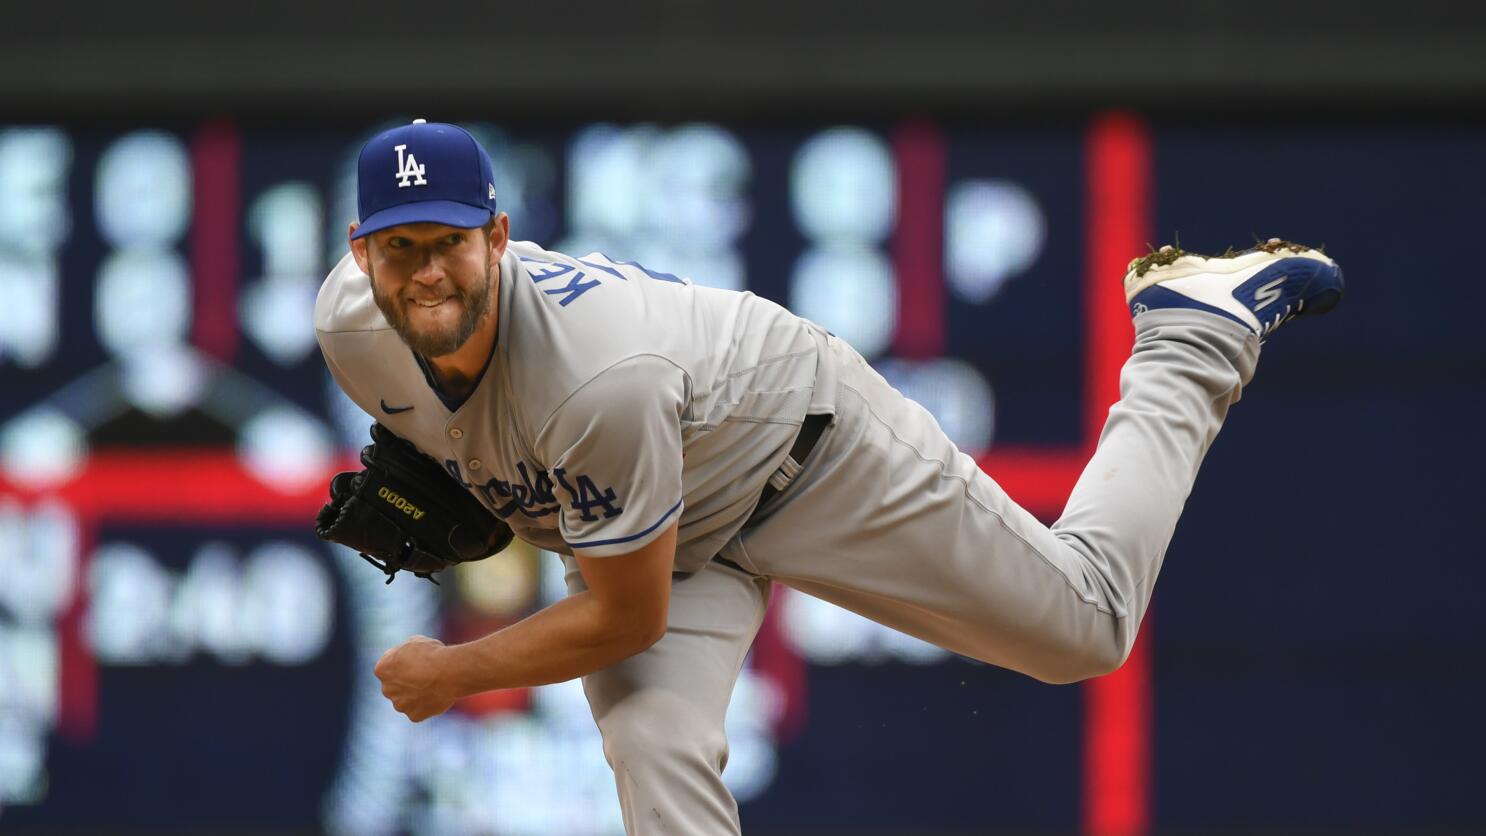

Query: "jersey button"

xmin=449 ymin=428 xmax=463 ymax=439
xmin=468 ymin=459 xmax=482 ymax=470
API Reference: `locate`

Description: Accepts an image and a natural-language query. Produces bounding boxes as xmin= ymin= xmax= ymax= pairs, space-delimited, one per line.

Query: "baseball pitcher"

xmin=314 ymin=120 xmax=1344 ymax=835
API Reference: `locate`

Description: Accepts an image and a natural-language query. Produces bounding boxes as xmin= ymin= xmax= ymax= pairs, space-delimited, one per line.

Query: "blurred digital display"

xmin=76 ymin=107 xmax=1486 ymax=836
xmin=0 ymin=118 xmax=1091 ymax=833
xmin=11 ymin=107 xmax=1486 ymax=831
xmin=3 ymin=114 xmax=1483 ymax=834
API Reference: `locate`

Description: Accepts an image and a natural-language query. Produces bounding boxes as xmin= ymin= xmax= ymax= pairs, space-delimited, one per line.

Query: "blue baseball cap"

xmin=352 ymin=119 xmax=497 ymax=240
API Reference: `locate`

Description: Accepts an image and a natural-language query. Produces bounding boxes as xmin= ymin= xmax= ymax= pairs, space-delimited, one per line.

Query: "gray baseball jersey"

xmin=321 ymin=234 xmax=1284 ymax=836
xmin=315 ymin=240 xmax=821 ymax=571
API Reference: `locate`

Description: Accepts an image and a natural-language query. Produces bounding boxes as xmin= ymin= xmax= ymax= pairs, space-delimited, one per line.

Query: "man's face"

xmin=357 ymin=222 xmax=495 ymax=358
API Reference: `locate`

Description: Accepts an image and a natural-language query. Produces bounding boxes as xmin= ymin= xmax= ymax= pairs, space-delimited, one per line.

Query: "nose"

xmin=410 ymin=249 xmax=445 ymax=285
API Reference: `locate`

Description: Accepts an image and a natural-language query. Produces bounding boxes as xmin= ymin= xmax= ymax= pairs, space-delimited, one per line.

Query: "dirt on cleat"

xmin=1129 ymin=238 xmax=1321 ymax=279
xmin=1247 ymin=238 xmax=1313 ymax=256
xmin=1127 ymin=244 xmax=1188 ymax=278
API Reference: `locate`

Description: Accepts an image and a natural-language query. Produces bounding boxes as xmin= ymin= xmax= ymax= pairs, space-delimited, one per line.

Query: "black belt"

xmin=752 ymin=412 xmax=831 ymax=515
xmin=713 ymin=413 xmax=831 ymax=576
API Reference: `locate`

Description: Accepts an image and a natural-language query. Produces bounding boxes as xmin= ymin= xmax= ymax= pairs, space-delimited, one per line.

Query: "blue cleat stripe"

xmin=1129 ymin=285 xmax=1248 ymax=328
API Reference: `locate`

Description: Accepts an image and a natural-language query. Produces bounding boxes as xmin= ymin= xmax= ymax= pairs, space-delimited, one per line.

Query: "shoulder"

xmin=314 ymin=252 xmax=408 ymax=413
xmin=315 ymin=252 xmax=391 ymax=336
xmin=502 ymin=244 xmax=692 ymax=407
xmin=506 ymin=242 xmax=691 ymax=312
xmin=532 ymin=354 xmax=690 ymax=471
xmin=548 ymin=354 xmax=691 ymax=422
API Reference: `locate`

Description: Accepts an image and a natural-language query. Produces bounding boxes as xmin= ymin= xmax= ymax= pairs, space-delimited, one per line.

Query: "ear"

xmin=487 ymin=212 xmax=510 ymax=267
xmin=349 ymin=222 xmax=371 ymax=273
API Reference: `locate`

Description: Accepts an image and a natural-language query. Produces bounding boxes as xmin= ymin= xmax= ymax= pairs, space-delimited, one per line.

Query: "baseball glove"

xmin=315 ymin=423 xmax=514 ymax=584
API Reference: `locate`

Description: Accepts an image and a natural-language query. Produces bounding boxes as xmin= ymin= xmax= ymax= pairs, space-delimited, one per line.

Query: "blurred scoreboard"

xmin=0 ymin=118 xmax=1102 ymax=834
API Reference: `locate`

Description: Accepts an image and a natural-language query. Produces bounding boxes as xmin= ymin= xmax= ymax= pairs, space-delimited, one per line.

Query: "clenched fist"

xmin=374 ymin=635 xmax=458 ymax=722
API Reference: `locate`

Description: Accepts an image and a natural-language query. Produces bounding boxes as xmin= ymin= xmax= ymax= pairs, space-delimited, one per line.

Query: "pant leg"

xmin=566 ymin=559 xmax=770 ymax=835
xmin=729 ymin=309 xmax=1258 ymax=684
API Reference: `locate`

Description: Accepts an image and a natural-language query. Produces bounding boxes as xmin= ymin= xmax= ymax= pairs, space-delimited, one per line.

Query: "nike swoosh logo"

xmin=380 ymin=400 xmax=415 ymax=414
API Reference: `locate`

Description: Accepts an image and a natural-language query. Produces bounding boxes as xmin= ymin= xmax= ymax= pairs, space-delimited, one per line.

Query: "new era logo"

xmin=395 ymin=144 xmax=427 ymax=188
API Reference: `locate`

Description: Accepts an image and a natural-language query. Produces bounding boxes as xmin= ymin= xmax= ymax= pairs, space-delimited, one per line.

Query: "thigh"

xmin=565 ymin=558 xmax=771 ymax=737
xmin=737 ymin=336 xmax=1113 ymax=672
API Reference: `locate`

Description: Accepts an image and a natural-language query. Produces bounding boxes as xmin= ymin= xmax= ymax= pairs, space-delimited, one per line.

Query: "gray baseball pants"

xmin=565 ymin=309 xmax=1260 ymax=835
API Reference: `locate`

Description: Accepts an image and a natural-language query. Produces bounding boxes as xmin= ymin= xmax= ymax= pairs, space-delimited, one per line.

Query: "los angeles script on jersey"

xmin=445 ymin=459 xmax=623 ymax=523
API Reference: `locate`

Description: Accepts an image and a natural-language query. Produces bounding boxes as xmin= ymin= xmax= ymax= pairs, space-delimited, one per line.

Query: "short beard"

xmin=369 ymin=260 xmax=493 ymax=358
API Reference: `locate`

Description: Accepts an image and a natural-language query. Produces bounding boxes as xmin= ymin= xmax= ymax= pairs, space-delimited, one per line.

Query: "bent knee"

xmin=1027 ymin=638 xmax=1130 ymax=685
xmin=959 ymin=632 xmax=1131 ymax=685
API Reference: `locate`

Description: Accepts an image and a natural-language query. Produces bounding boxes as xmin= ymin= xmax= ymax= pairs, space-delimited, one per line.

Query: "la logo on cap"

xmin=395 ymin=143 xmax=427 ymax=188
xmin=394 ymin=119 xmax=429 ymax=188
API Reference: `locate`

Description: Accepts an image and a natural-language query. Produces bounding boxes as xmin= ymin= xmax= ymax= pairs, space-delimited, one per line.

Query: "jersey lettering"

xmin=450 ymin=459 xmax=625 ymax=524
xmin=511 ymin=461 xmax=558 ymax=508
xmin=520 ymin=253 xmax=686 ymax=308
xmin=488 ymin=463 xmax=563 ymax=520
xmin=448 ymin=459 xmax=562 ymax=520
xmin=521 ymin=258 xmax=603 ymax=306
xmin=553 ymin=467 xmax=625 ymax=522
xmin=444 ymin=460 xmax=473 ymax=487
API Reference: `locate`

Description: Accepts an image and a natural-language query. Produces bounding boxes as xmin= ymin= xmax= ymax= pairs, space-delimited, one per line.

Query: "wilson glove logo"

xmin=377 ymin=486 xmax=427 ymax=520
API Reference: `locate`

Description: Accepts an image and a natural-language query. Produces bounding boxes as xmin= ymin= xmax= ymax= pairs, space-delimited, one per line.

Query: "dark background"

xmin=1 ymin=3 xmax=1484 ymax=834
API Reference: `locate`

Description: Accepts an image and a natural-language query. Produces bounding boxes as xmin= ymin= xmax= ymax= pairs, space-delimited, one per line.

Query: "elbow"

xmin=634 ymin=633 xmax=664 ymax=657
xmin=619 ymin=614 xmax=667 ymax=657
xmin=636 ymin=617 xmax=668 ymax=652
xmin=620 ymin=628 xmax=664 ymax=660
xmin=589 ymin=599 xmax=668 ymax=660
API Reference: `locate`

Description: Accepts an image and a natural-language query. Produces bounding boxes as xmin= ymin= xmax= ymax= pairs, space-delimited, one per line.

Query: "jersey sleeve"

xmin=533 ymin=355 xmax=689 ymax=557
xmin=316 ymin=332 xmax=369 ymax=414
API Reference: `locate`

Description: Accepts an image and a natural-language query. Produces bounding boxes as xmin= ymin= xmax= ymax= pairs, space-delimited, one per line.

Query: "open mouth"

xmin=410 ymin=296 xmax=453 ymax=309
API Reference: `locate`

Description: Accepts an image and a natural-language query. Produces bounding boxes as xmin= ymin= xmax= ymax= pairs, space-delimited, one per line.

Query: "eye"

xmin=386 ymin=236 xmax=411 ymax=249
xmin=443 ymin=233 xmax=464 ymax=245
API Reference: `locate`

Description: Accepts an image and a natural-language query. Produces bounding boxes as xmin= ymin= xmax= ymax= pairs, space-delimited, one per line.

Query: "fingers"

xmin=378 ymin=680 xmax=421 ymax=721
xmin=377 ymin=676 xmax=441 ymax=722
xmin=373 ymin=641 xmax=404 ymax=679
xmin=372 ymin=635 xmax=449 ymax=722
xmin=386 ymin=694 xmax=437 ymax=722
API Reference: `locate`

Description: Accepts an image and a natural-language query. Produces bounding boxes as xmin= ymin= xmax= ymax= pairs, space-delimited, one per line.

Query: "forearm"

xmin=436 ymin=591 xmax=658 ymax=695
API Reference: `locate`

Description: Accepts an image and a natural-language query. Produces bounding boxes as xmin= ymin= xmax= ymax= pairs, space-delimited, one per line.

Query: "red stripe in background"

xmin=887 ymin=119 xmax=1090 ymax=505
xmin=56 ymin=521 xmax=97 ymax=743
xmin=1083 ymin=112 xmax=1152 ymax=836
xmin=887 ymin=116 xmax=1159 ymax=833
xmin=54 ymin=118 xmax=248 ymax=746
xmin=0 ymin=452 xmax=348 ymax=522
xmin=190 ymin=120 xmax=241 ymax=363
xmin=30 ymin=448 xmax=345 ymax=742
xmin=891 ymin=121 xmax=947 ymax=359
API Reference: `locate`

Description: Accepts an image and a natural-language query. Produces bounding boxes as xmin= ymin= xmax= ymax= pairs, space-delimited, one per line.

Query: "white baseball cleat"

xmin=1124 ymin=239 xmax=1345 ymax=341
